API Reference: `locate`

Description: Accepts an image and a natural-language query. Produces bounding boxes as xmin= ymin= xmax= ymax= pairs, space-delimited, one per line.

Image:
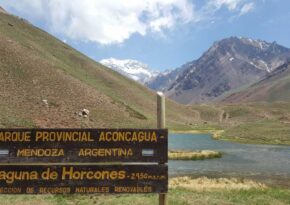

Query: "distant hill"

xmin=0 ymin=11 xmax=198 ymax=129
xmin=222 ymin=61 xmax=290 ymax=102
xmin=148 ymin=37 xmax=290 ymax=104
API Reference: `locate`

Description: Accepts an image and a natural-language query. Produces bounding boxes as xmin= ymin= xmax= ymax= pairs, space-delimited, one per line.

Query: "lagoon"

xmin=169 ymin=133 xmax=290 ymax=186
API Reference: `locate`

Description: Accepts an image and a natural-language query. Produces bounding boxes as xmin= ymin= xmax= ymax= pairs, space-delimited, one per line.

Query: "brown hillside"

xmin=0 ymin=12 xmax=197 ymax=129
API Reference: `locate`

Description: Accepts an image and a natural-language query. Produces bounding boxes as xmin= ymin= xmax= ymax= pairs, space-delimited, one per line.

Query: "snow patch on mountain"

xmin=239 ymin=37 xmax=271 ymax=51
xmin=100 ymin=58 xmax=159 ymax=84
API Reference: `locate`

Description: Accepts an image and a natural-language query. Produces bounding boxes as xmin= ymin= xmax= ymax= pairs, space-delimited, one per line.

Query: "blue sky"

xmin=1 ymin=0 xmax=290 ymax=71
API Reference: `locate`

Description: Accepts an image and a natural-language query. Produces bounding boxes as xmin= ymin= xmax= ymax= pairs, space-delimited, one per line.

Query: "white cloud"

xmin=200 ymin=0 xmax=256 ymax=22
xmin=239 ymin=2 xmax=255 ymax=16
xmin=0 ymin=0 xmax=256 ymax=45
xmin=211 ymin=0 xmax=243 ymax=11
xmin=0 ymin=0 xmax=194 ymax=45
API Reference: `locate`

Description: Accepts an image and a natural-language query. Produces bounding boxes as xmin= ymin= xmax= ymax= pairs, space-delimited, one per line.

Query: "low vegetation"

xmin=1 ymin=177 xmax=290 ymax=205
xmin=168 ymin=150 xmax=222 ymax=160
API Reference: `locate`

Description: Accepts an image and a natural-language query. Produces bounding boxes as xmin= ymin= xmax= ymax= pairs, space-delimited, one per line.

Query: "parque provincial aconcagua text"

xmin=0 ymin=131 xmax=159 ymax=142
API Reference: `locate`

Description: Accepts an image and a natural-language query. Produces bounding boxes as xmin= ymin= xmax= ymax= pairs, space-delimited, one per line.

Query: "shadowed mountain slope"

xmin=222 ymin=62 xmax=290 ymax=103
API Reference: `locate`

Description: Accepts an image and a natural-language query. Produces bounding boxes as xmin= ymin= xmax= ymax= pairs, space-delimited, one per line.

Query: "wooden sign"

xmin=0 ymin=129 xmax=168 ymax=163
xmin=0 ymin=93 xmax=168 ymax=199
xmin=0 ymin=164 xmax=167 ymax=194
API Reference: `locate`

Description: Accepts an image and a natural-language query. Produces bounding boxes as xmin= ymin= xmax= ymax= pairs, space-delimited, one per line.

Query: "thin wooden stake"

xmin=157 ymin=92 xmax=167 ymax=205
xmin=157 ymin=92 xmax=165 ymax=129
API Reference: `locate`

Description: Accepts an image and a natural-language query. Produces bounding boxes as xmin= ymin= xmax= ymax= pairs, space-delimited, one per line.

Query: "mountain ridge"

xmin=146 ymin=64 xmax=190 ymax=92
xmin=150 ymin=36 xmax=290 ymax=104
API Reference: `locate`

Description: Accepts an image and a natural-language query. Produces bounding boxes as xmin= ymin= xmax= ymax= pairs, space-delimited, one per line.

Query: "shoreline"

xmin=169 ymin=129 xmax=224 ymax=141
xmin=170 ymin=129 xmax=223 ymax=137
xmin=169 ymin=129 xmax=290 ymax=146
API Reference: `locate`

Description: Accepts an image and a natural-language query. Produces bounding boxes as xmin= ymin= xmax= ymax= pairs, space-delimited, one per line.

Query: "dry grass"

xmin=1 ymin=178 xmax=290 ymax=205
xmin=168 ymin=150 xmax=222 ymax=160
xmin=169 ymin=176 xmax=267 ymax=191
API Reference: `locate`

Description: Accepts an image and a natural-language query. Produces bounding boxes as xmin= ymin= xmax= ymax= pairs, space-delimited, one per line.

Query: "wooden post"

xmin=157 ymin=92 xmax=165 ymax=129
xmin=157 ymin=92 xmax=167 ymax=205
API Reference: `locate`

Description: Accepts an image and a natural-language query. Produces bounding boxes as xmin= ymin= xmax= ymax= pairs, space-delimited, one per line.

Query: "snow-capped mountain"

xmin=100 ymin=58 xmax=159 ymax=84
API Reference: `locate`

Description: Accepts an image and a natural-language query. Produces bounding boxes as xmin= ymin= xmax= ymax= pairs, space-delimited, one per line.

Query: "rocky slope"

xmin=222 ymin=61 xmax=290 ymax=102
xmin=155 ymin=37 xmax=290 ymax=104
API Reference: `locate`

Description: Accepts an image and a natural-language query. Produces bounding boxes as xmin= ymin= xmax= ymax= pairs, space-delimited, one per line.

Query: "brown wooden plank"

xmin=0 ymin=129 xmax=168 ymax=163
xmin=0 ymin=165 xmax=168 ymax=194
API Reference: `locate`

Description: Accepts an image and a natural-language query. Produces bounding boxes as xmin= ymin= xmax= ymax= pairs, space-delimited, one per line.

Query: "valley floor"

xmin=170 ymin=102 xmax=290 ymax=146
